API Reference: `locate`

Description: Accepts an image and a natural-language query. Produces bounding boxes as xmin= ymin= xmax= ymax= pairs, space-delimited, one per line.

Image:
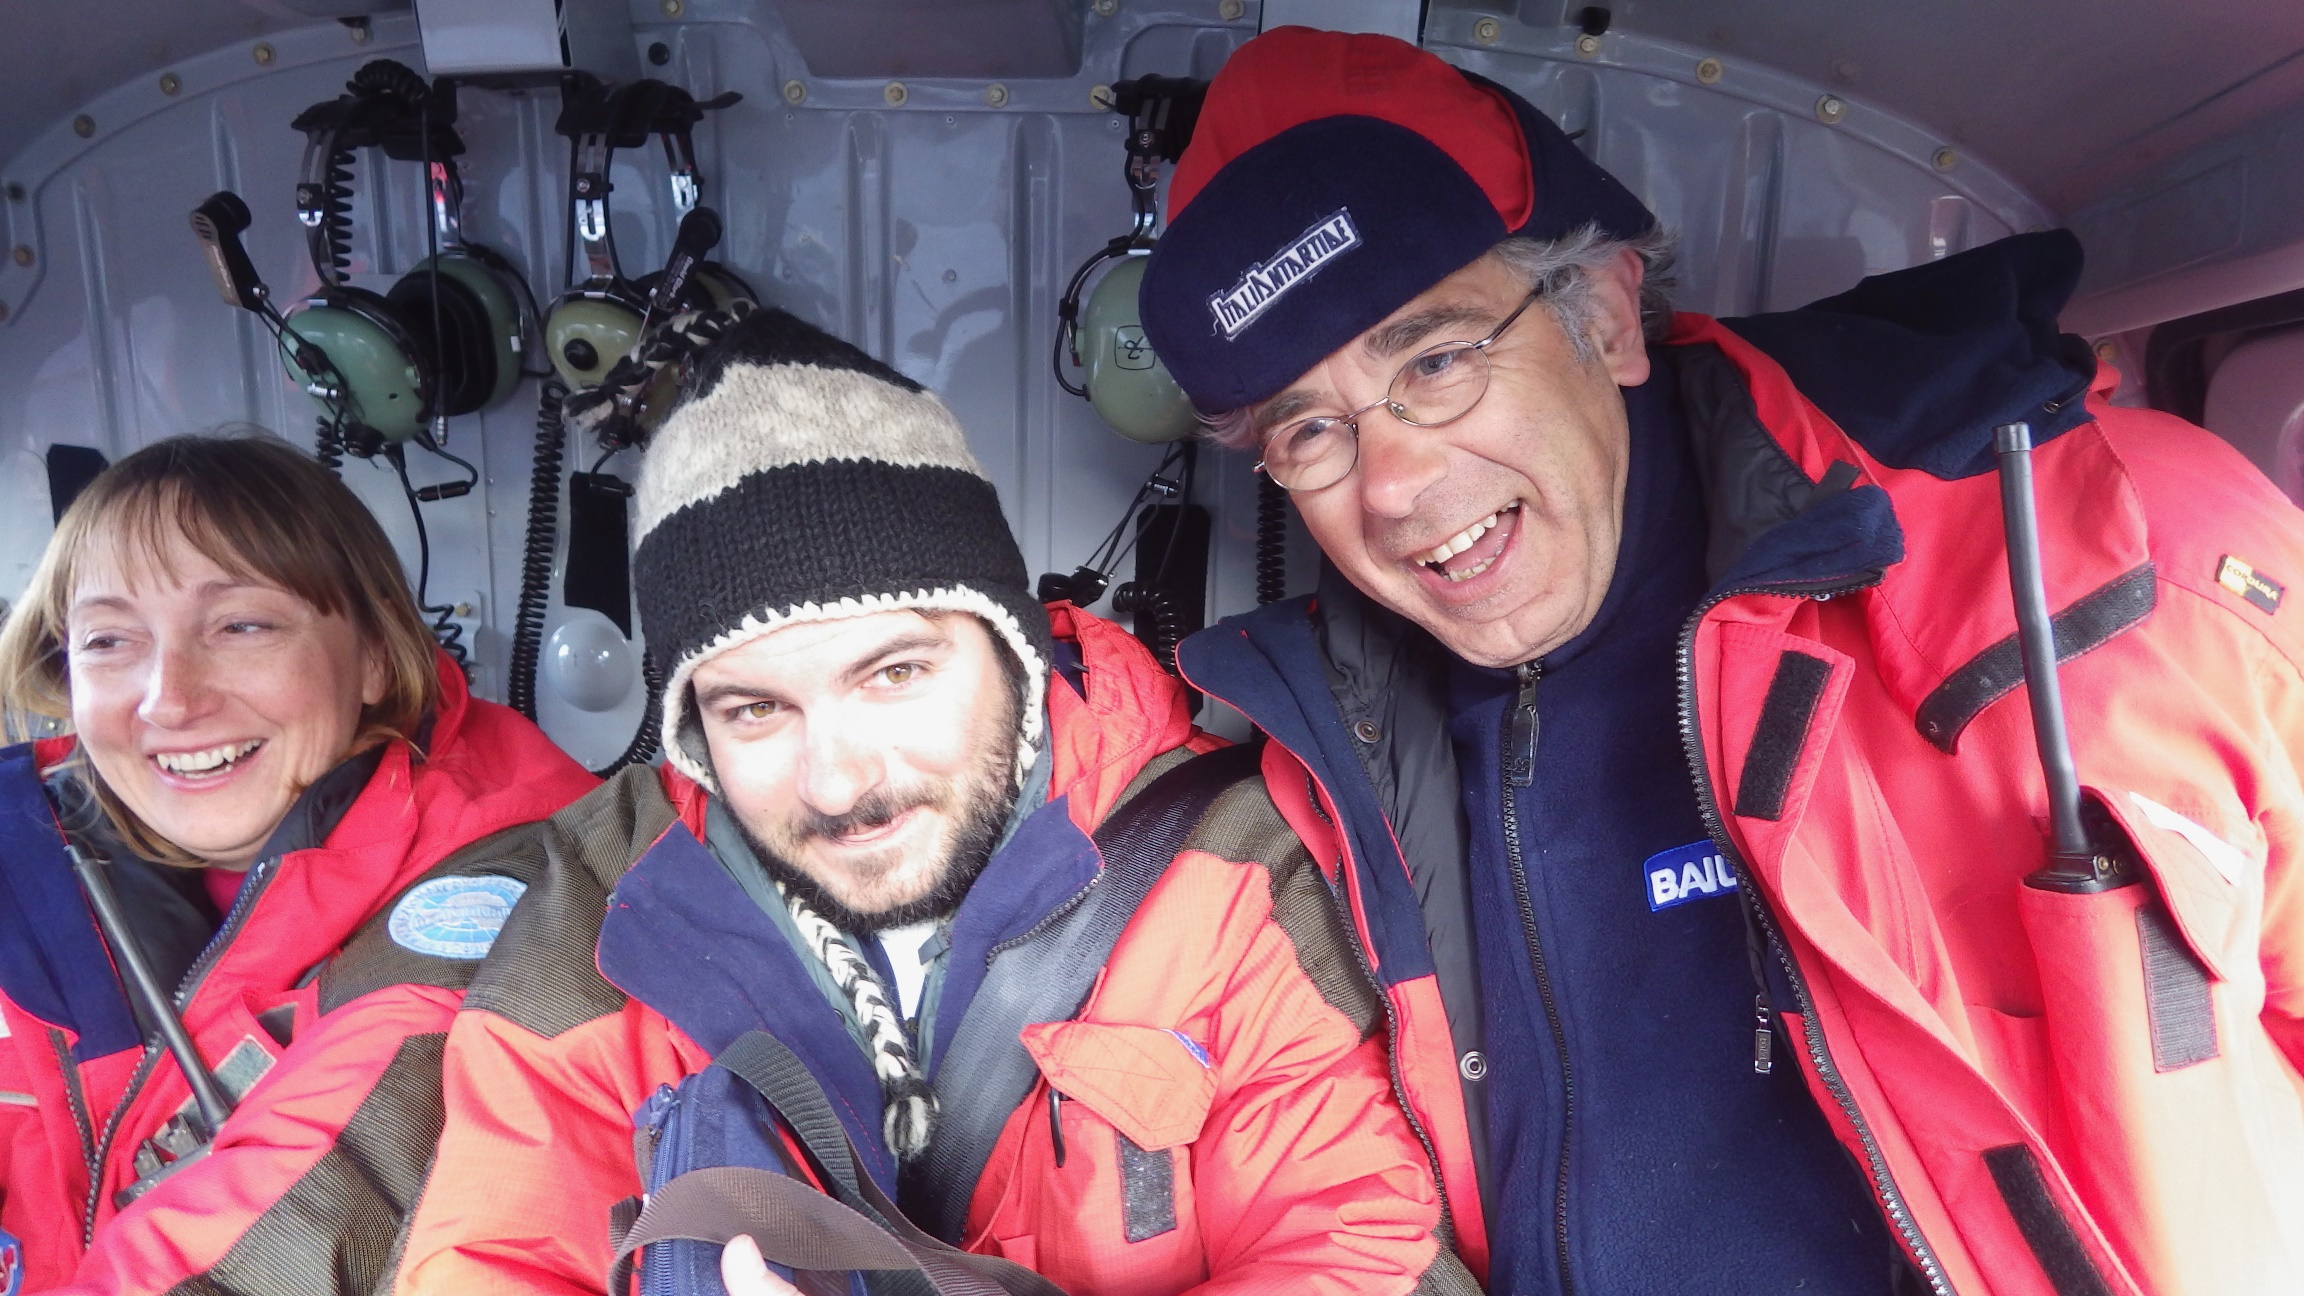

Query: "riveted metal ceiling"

xmin=1476 ymin=0 xmax=2304 ymax=216
xmin=10 ymin=0 xmax=2304 ymax=224
xmin=0 ymin=2 xmax=336 ymax=179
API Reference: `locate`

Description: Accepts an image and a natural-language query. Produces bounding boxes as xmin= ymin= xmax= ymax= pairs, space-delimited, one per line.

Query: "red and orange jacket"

xmin=1180 ymin=231 xmax=2304 ymax=1294
xmin=394 ymin=605 xmax=1453 ymax=1296
xmin=0 ymin=652 xmax=595 ymax=1295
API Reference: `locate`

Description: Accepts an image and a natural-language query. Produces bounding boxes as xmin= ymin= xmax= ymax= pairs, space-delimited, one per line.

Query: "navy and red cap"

xmin=1139 ymin=26 xmax=1658 ymax=415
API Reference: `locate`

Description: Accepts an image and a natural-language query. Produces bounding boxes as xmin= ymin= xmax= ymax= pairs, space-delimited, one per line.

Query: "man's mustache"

xmin=795 ymin=787 xmax=936 ymax=842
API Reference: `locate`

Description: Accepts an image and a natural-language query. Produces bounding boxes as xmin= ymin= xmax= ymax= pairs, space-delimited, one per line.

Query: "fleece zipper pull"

xmin=1507 ymin=661 xmax=1543 ymax=788
xmin=1752 ymin=994 xmax=1775 ymax=1075
xmin=1738 ymin=889 xmax=1778 ymax=1076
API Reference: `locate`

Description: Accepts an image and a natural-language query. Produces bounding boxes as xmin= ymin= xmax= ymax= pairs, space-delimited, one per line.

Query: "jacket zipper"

xmin=1299 ymin=774 xmax=1462 ymax=1255
xmin=79 ymin=855 xmax=280 ymax=1243
xmin=46 ymin=1027 xmax=96 ymax=1170
xmin=1497 ymin=661 xmax=1579 ymax=1296
xmin=1671 ymin=573 xmax=1956 ymax=1296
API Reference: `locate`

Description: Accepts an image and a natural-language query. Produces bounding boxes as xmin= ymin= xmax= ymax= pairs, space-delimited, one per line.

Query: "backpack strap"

xmin=609 ymin=1165 xmax=916 ymax=1296
xmin=610 ymin=1029 xmax=1069 ymax=1296
xmin=713 ymin=1030 xmax=877 ymax=1221
xmin=903 ymin=742 xmax=1262 ymax=1242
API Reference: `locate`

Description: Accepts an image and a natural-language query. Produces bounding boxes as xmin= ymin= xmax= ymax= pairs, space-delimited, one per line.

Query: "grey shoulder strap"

xmin=902 ymin=742 xmax=1262 ymax=1242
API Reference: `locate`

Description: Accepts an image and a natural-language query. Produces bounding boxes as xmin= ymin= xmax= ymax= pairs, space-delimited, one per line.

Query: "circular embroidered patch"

xmin=387 ymin=875 xmax=529 ymax=960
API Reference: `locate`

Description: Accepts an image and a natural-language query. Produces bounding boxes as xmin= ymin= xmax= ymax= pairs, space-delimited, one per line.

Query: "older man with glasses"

xmin=1142 ymin=25 xmax=2304 ymax=1296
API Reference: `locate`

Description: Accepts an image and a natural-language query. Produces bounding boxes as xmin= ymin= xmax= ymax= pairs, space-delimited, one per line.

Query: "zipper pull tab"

xmin=1048 ymin=1088 xmax=1066 ymax=1168
xmin=1506 ymin=662 xmax=1541 ymax=788
xmin=1752 ymin=994 xmax=1775 ymax=1075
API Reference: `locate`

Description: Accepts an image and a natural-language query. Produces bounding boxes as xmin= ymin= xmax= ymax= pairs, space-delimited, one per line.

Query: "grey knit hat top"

xmin=632 ymin=307 xmax=1053 ymax=791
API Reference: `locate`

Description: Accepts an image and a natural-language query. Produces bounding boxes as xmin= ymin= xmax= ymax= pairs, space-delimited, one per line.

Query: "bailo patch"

xmin=1644 ymin=840 xmax=1740 ymax=912
xmin=2217 ymin=554 xmax=2284 ymax=615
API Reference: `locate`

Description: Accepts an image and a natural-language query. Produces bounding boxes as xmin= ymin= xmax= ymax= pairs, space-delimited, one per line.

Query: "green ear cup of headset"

xmin=634 ymin=362 xmax=685 ymax=432
xmin=546 ymin=294 xmax=643 ymax=389
xmin=422 ymin=254 xmax=523 ymax=408
xmin=282 ymin=300 xmax=427 ymax=443
xmin=695 ymin=265 xmax=757 ymax=311
xmin=1080 ymin=255 xmax=1197 ymax=444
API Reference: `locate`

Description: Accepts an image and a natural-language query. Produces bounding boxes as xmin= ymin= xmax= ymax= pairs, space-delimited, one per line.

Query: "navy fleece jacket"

xmin=1449 ymin=364 xmax=1897 ymax=1294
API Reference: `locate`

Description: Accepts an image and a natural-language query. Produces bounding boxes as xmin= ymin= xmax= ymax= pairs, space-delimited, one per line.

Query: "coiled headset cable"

xmin=383 ymin=433 xmax=480 ymax=673
xmin=507 ymin=378 xmax=568 ymax=720
xmin=1254 ymin=473 xmax=1288 ymax=605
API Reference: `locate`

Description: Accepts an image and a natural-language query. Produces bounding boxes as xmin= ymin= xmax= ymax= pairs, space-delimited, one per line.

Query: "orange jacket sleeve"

xmin=2253 ymin=643 xmax=2304 ymax=1082
xmin=395 ymin=998 xmax=699 ymax=1296
xmin=1177 ymin=873 xmax=1441 ymax=1295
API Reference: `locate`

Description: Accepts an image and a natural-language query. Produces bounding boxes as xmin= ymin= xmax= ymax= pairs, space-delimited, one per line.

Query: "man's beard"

xmin=738 ymin=747 xmax=1021 ymax=934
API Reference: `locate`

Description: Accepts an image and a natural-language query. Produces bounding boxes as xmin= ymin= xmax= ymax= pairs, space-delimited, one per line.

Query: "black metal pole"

xmin=67 ymin=844 xmax=236 ymax=1136
xmin=1994 ymin=421 xmax=2091 ymax=859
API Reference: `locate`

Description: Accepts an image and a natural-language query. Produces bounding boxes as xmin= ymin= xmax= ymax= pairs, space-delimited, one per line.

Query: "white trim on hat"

xmin=661 ymin=584 xmax=1049 ymax=796
xmin=635 ymin=363 xmax=988 ymax=545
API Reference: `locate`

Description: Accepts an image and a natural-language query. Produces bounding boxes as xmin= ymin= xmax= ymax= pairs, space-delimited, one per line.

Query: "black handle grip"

xmin=190 ymin=190 xmax=267 ymax=313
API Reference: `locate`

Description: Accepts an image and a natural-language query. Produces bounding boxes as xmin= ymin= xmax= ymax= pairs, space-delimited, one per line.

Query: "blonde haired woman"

xmin=0 ymin=433 xmax=594 ymax=1293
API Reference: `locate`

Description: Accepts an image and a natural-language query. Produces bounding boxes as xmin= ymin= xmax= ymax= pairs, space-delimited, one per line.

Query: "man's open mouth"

xmin=1416 ymin=501 xmax=1522 ymax=583
xmin=826 ymin=806 xmax=921 ymax=847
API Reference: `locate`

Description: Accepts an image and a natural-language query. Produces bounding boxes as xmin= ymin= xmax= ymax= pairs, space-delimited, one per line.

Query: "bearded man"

xmin=393 ymin=306 xmax=1468 ymax=1296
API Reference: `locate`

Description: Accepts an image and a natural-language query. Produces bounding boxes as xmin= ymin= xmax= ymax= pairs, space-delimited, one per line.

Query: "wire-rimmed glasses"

xmin=1254 ymin=288 xmax=1544 ymax=492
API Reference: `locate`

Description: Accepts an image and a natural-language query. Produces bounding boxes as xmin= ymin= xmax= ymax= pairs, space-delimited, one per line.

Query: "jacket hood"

xmin=1040 ymin=602 xmax=1201 ymax=833
xmin=1720 ymin=229 xmax=2099 ymax=480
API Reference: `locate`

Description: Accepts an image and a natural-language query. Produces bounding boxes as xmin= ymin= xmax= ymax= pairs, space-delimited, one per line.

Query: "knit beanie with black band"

xmin=632 ymin=305 xmax=1052 ymax=795
xmin=1138 ymin=25 xmax=1659 ymax=415
xmin=631 ymin=306 xmax=1051 ymax=1162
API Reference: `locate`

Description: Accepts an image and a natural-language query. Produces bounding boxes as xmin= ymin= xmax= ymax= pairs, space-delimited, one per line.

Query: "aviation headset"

xmin=546 ymin=75 xmax=751 ymax=391
xmin=1040 ymin=74 xmax=1287 ymax=667
xmin=1054 ymin=76 xmax=1205 ymax=445
xmin=281 ymin=59 xmax=531 ymax=451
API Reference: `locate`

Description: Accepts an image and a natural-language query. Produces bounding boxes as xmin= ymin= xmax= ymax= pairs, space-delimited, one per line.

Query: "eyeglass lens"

xmin=1261 ymin=340 xmax=1492 ymax=491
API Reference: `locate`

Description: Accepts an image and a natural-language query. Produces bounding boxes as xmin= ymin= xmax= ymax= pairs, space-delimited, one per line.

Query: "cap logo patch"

xmin=388 ymin=875 xmax=529 ymax=960
xmin=1208 ymin=209 xmax=1361 ymax=339
xmin=2217 ymin=554 xmax=2284 ymax=615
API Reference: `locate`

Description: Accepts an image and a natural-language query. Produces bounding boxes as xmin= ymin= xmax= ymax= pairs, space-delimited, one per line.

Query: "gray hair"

xmin=1200 ymin=222 xmax=1679 ymax=452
